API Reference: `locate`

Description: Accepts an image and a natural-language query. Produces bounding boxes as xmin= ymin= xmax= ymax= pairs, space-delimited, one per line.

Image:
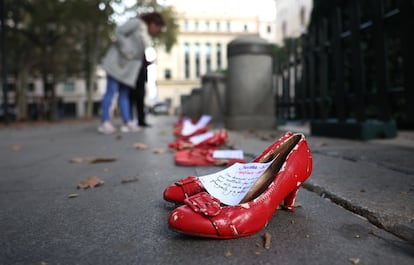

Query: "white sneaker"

xmin=120 ymin=121 xmax=141 ymax=133
xmin=98 ymin=121 xmax=116 ymax=134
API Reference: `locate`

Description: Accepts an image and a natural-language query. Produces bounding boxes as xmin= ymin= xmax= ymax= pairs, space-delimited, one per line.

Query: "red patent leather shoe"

xmin=168 ymin=133 xmax=312 ymax=238
xmin=168 ymin=130 xmax=228 ymax=150
xmin=173 ymin=116 xmax=210 ymax=140
xmin=163 ymin=132 xmax=294 ymax=203
xmin=174 ymin=148 xmax=245 ymax=167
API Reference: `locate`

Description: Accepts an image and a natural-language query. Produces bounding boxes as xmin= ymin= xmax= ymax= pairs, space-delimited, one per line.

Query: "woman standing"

xmin=98 ymin=12 xmax=165 ymax=134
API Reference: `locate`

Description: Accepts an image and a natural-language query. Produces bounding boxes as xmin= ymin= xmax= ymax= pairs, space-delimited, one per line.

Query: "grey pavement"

xmin=0 ymin=115 xmax=413 ymax=265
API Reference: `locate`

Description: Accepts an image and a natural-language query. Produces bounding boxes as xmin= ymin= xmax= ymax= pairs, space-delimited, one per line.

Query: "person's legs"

xmin=118 ymin=83 xmax=132 ymax=123
xmin=101 ymin=76 xmax=118 ymax=122
xmin=129 ymin=87 xmax=139 ymax=122
xmin=136 ymin=67 xmax=147 ymax=126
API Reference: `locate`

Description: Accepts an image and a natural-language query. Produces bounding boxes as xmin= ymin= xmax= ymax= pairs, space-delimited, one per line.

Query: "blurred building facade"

xmin=154 ymin=0 xmax=277 ymax=111
xmin=1 ymin=0 xmax=314 ymax=119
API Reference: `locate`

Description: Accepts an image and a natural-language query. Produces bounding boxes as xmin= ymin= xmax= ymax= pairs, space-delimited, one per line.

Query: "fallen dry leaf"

xmin=349 ymin=258 xmax=360 ymax=265
xmin=153 ymin=148 xmax=166 ymax=154
xmin=10 ymin=145 xmax=22 ymax=151
xmin=121 ymin=176 xmax=139 ymax=184
xmin=69 ymin=157 xmax=116 ymax=163
xmin=263 ymin=232 xmax=272 ymax=249
xmin=69 ymin=157 xmax=87 ymax=163
xmin=77 ymin=176 xmax=104 ymax=189
xmin=89 ymin=157 xmax=117 ymax=164
xmin=68 ymin=193 xmax=79 ymax=198
xmin=133 ymin=142 xmax=149 ymax=150
xmin=225 ymin=250 xmax=232 ymax=257
xmin=314 ymin=141 xmax=328 ymax=147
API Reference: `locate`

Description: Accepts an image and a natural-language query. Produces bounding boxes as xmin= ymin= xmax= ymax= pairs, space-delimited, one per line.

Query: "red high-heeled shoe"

xmin=173 ymin=116 xmax=210 ymax=140
xmin=174 ymin=148 xmax=245 ymax=166
xmin=167 ymin=133 xmax=312 ymax=239
xmin=163 ymin=132 xmax=295 ymax=203
xmin=168 ymin=130 xmax=228 ymax=150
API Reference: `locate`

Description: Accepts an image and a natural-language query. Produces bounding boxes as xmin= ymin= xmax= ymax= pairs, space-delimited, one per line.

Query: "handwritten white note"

xmin=189 ymin=131 xmax=214 ymax=145
xmin=181 ymin=115 xmax=212 ymax=136
xmin=198 ymin=159 xmax=274 ymax=206
xmin=212 ymin=150 xmax=244 ymax=160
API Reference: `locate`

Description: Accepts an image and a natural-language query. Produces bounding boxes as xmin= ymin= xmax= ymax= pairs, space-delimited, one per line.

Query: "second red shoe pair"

xmin=174 ymin=148 xmax=245 ymax=166
xmin=168 ymin=129 xmax=228 ymax=150
xmin=162 ymin=132 xmax=313 ymax=239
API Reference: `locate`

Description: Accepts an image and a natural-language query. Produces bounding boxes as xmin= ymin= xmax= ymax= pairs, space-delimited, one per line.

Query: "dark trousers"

xmin=130 ymin=65 xmax=147 ymax=125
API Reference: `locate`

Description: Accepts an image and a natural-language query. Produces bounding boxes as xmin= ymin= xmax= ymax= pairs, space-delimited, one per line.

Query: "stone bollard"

xmin=188 ymin=88 xmax=202 ymax=118
xmin=201 ymin=72 xmax=226 ymax=125
xmin=226 ymin=35 xmax=276 ymax=130
xmin=180 ymin=94 xmax=190 ymax=117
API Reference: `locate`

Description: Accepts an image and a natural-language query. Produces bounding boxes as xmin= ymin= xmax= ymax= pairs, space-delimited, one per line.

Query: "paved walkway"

xmin=0 ymin=115 xmax=413 ymax=265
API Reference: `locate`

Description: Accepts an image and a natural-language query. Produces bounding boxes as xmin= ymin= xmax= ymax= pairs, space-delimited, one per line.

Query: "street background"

xmin=0 ymin=115 xmax=413 ymax=265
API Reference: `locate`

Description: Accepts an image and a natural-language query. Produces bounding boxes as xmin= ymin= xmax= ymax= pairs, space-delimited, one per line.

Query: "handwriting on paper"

xmin=199 ymin=160 xmax=274 ymax=206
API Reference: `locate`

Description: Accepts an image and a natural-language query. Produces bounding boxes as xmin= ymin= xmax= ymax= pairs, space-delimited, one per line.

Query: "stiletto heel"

xmin=283 ymin=186 xmax=300 ymax=211
xmin=168 ymin=133 xmax=313 ymax=239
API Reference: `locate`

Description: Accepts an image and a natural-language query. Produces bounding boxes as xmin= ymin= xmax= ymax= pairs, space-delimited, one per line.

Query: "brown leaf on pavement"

xmin=10 ymin=145 xmax=22 ymax=151
xmin=133 ymin=142 xmax=149 ymax=149
xmin=69 ymin=157 xmax=116 ymax=163
xmin=263 ymin=232 xmax=272 ymax=249
xmin=89 ymin=157 xmax=117 ymax=163
xmin=77 ymin=176 xmax=104 ymax=189
xmin=153 ymin=148 xmax=166 ymax=154
xmin=349 ymin=258 xmax=360 ymax=265
xmin=69 ymin=157 xmax=87 ymax=163
xmin=121 ymin=176 xmax=139 ymax=184
xmin=68 ymin=193 xmax=79 ymax=198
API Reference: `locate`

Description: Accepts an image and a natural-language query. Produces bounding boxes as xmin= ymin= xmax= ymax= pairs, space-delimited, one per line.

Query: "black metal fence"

xmin=274 ymin=0 xmax=414 ymax=138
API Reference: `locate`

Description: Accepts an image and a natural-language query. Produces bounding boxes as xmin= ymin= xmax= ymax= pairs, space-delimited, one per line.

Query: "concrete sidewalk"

xmin=0 ymin=115 xmax=413 ymax=265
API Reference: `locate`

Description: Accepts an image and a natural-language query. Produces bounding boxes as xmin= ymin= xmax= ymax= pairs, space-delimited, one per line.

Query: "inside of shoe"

xmin=239 ymin=134 xmax=302 ymax=203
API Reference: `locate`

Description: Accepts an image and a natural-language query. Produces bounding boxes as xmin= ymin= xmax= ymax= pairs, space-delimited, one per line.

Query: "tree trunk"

xmin=16 ymin=66 xmax=29 ymax=120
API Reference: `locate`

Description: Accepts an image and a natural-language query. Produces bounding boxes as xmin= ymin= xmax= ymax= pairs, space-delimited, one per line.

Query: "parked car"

xmin=0 ymin=105 xmax=18 ymax=121
xmin=149 ymin=102 xmax=169 ymax=115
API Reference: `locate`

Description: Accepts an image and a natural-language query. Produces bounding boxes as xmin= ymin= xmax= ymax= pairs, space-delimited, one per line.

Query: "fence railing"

xmin=274 ymin=0 xmax=414 ymax=138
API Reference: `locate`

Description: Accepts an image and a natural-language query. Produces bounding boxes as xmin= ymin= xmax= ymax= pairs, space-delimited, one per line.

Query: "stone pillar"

xmin=180 ymin=94 xmax=190 ymax=116
xmin=201 ymin=72 xmax=226 ymax=124
xmin=226 ymin=36 xmax=276 ymax=130
xmin=188 ymin=88 xmax=202 ymax=118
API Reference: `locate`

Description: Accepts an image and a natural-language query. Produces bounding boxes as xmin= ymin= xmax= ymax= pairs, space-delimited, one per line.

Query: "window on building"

xmin=195 ymin=21 xmax=199 ymax=30
xmin=216 ymin=43 xmax=222 ymax=70
xmin=282 ymin=21 xmax=287 ymax=39
xmin=184 ymin=20 xmax=189 ymax=31
xmin=267 ymin=24 xmax=272 ymax=34
xmin=195 ymin=43 xmax=200 ymax=78
xmin=64 ymin=82 xmax=74 ymax=92
xmin=300 ymin=6 xmax=306 ymax=27
xmin=205 ymin=21 xmax=210 ymax=31
xmin=216 ymin=21 xmax=220 ymax=31
xmin=226 ymin=21 xmax=231 ymax=32
xmin=205 ymin=43 xmax=211 ymax=73
xmin=164 ymin=69 xmax=171 ymax=79
xmin=28 ymin=83 xmax=34 ymax=92
xmin=184 ymin=43 xmax=190 ymax=79
xmin=244 ymin=24 xmax=248 ymax=32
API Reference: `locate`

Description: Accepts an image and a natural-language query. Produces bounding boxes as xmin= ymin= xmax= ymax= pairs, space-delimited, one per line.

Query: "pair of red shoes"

xmin=163 ymin=132 xmax=313 ymax=239
xmin=168 ymin=129 xmax=228 ymax=151
xmin=171 ymin=117 xmax=243 ymax=166
xmin=174 ymin=148 xmax=245 ymax=166
xmin=173 ymin=115 xmax=210 ymax=140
